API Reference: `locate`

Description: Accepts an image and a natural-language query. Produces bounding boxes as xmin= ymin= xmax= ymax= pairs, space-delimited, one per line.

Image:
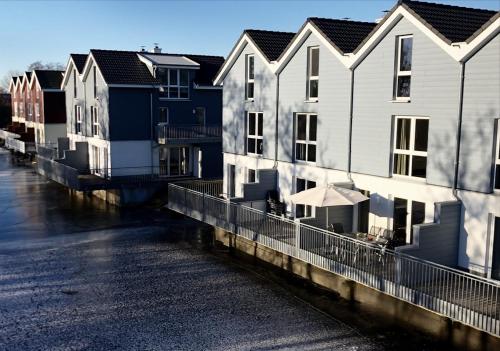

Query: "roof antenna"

xmin=375 ymin=10 xmax=391 ymax=23
xmin=152 ymin=43 xmax=162 ymax=54
xmin=140 ymin=45 xmax=146 ymax=52
xmin=341 ymin=17 xmax=351 ymax=20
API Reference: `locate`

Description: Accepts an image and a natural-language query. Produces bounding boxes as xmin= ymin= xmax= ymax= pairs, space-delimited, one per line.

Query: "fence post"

xmin=295 ymin=220 xmax=301 ymax=259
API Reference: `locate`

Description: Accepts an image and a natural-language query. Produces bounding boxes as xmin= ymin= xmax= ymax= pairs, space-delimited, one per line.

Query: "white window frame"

xmin=91 ymin=106 xmax=99 ymax=137
xmin=392 ymin=116 xmax=428 ymax=180
xmin=36 ymin=87 xmax=40 ymax=100
xmin=395 ymin=35 xmax=413 ymax=101
xmin=159 ymin=107 xmax=169 ymax=125
xmin=75 ymin=106 xmax=82 ymax=135
xmin=306 ymin=46 xmax=319 ymax=101
xmin=73 ymin=69 xmax=77 ymax=98
xmin=247 ymin=168 xmax=256 ymax=183
xmin=14 ymin=102 xmax=18 ymax=116
xmin=494 ymin=119 xmax=500 ymax=191
xmin=246 ymin=54 xmax=254 ymax=101
xmin=158 ymin=68 xmax=190 ymax=100
xmin=159 ymin=146 xmax=191 ymax=177
xmin=295 ymin=177 xmax=316 ymax=218
xmin=247 ymin=112 xmax=263 ymax=155
xmin=295 ymin=113 xmax=317 ymax=163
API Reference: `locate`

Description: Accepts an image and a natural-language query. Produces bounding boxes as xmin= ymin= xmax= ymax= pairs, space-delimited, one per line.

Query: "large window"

xmin=295 ymin=113 xmax=317 ymax=162
xmin=395 ymin=35 xmax=413 ymax=99
xmin=93 ymin=66 xmax=97 ymax=99
xmin=307 ymin=47 xmax=319 ymax=100
xmin=157 ymin=68 xmax=189 ymax=99
xmin=393 ymin=116 xmax=428 ymax=179
xmin=75 ymin=106 xmax=82 ymax=134
xmin=159 ymin=147 xmax=190 ymax=177
xmin=35 ymin=103 xmax=40 ymax=121
xmin=91 ymin=106 xmax=99 ymax=137
xmin=296 ymin=178 xmax=316 ymax=218
xmin=495 ymin=120 xmax=500 ymax=190
xmin=393 ymin=197 xmax=425 ymax=244
xmin=246 ymin=55 xmax=254 ymax=100
xmin=248 ymin=169 xmax=256 ymax=183
xmin=247 ymin=112 xmax=263 ymax=155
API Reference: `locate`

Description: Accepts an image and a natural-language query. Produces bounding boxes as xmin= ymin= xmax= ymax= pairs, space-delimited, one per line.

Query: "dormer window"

xmin=307 ymin=47 xmax=319 ymax=101
xmin=246 ymin=54 xmax=254 ymax=100
xmin=157 ymin=68 xmax=189 ymax=99
xmin=395 ymin=35 xmax=413 ymax=100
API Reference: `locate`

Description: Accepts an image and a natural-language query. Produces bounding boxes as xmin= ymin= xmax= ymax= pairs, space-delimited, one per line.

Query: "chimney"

xmin=152 ymin=43 xmax=162 ymax=54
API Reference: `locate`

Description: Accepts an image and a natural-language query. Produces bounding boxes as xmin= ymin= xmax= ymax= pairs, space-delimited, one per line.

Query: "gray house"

xmin=215 ymin=0 xmax=499 ymax=278
xmin=56 ymin=48 xmax=223 ymax=182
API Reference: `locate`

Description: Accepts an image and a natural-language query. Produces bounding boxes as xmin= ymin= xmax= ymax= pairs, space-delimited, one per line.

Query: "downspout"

xmin=274 ymin=71 xmax=280 ymax=168
xmin=347 ymin=68 xmax=354 ymax=183
xmin=150 ymin=91 xmax=154 ymax=175
xmin=452 ymin=62 xmax=465 ymax=197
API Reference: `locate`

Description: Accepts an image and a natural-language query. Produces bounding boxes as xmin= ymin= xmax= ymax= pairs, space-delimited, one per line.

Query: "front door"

xmin=393 ymin=197 xmax=408 ymax=243
xmin=492 ymin=217 xmax=500 ymax=280
xmin=357 ymin=189 xmax=370 ymax=233
xmin=92 ymin=146 xmax=100 ymax=175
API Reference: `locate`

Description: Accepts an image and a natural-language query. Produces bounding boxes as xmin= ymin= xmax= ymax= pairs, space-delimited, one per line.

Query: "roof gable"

xmin=401 ymin=0 xmax=498 ymax=44
xmin=32 ymin=70 xmax=64 ymax=90
xmin=245 ymin=30 xmax=295 ymax=61
xmin=71 ymin=54 xmax=88 ymax=74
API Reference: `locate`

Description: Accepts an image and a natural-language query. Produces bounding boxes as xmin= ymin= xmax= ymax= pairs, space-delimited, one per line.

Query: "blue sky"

xmin=1 ymin=0 xmax=498 ymax=80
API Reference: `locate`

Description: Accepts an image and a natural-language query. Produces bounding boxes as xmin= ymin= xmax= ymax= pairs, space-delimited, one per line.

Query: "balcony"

xmin=167 ymin=182 xmax=500 ymax=337
xmin=157 ymin=124 xmax=222 ymax=144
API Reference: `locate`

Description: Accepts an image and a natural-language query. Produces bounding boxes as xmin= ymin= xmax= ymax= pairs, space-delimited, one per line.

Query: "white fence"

xmin=167 ymin=183 xmax=500 ymax=336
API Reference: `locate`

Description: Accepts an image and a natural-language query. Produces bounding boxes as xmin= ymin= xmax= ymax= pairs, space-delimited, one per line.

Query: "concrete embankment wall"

xmin=213 ymin=227 xmax=499 ymax=351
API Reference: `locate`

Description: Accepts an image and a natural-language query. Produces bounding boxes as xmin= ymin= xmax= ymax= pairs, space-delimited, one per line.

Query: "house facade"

xmin=59 ymin=48 xmax=223 ymax=180
xmin=216 ymin=0 xmax=500 ymax=278
xmin=27 ymin=70 xmax=66 ymax=145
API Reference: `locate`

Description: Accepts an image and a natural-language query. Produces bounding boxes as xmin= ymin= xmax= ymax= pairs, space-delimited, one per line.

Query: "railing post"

xmin=295 ymin=220 xmax=301 ymax=259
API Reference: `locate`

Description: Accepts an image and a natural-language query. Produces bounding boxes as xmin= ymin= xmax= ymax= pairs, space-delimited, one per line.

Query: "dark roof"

xmin=70 ymin=53 xmax=88 ymax=74
xmin=401 ymin=0 xmax=498 ymax=43
xmin=90 ymin=49 xmax=224 ymax=86
xmin=308 ymin=18 xmax=377 ymax=54
xmin=23 ymin=72 xmax=32 ymax=85
xmin=90 ymin=49 xmax=159 ymax=85
xmin=33 ymin=70 xmax=64 ymax=89
xmin=183 ymin=54 xmax=225 ymax=85
xmin=245 ymin=29 xmax=296 ymax=61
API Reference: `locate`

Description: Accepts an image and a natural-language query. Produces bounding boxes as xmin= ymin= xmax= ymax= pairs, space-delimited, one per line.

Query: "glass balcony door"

xmin=159 ymin=146 xmax=191 ymax=177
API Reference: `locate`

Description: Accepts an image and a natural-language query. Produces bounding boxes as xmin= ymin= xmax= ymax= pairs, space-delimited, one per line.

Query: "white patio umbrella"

xmin=289 ymin=185 xmax=369 ymax=230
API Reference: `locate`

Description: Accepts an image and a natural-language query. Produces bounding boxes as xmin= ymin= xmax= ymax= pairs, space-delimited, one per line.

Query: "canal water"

xmin=0 ymin=149 xmax=441 ymax=350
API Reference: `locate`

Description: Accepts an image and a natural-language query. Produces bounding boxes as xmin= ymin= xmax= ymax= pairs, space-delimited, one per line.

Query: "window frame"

xmin=91 ymin=106 xmax=99 ymax=137
xmin=73 ymin=69 xmax=77 ymax=98
xmin=246 ymin=112 xmax=263 ymax=156
xmin=157 ymin=68 xmax=190 ymax=100
xmin=295 ymin=113 xmax=317 ymax=164
xmin=159 ymin=146 xmax=191 ymax=177
xmin=392 ymin=115 xmax=429 ymax=180
xmin=35 ymin=103 xmax=40 ymax=120
xmin=295 ymin=177 xmax=316 ymax=218
xmin=306 ymin=46 xmax=319 ymax=101
xmin=93 ymin=66 xmax=97 ymax=99
xmin=247 ymin=168 xmax=256 ymax=183
xmin=245 ymin=54 xmax=255 ymax=101
xmin=75 ymin=105 xmax=82 ymax=135
xmin=494 ymin=119 xmax=500 ymax=191
xmin=395 ymin=35 xmax=413 ymax=101
xmin=159 ymin=107 xmax=169 ymax=125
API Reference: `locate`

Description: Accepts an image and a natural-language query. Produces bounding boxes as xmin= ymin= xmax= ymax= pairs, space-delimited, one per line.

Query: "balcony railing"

xmin=4 ymin=138 xmax=35 ymax=154
xmin=157 ymin=124 xmax=222 ymax=144
xmin=167 ymin=183 xmax=500 ymax=336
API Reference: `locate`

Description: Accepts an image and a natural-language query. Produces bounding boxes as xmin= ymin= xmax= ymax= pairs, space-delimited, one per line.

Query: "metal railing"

xmin=0 ymin=129 xmax=20 ymax=140
xmin=174 ymin=179 xmax=223 ymax=196
xmin=36 ymin=144 xmax=58 ymax=160
xmin=157 ymin=124 xmax=222 ymax=143
xmin=167 ymin=183 xmax=500 ymax=336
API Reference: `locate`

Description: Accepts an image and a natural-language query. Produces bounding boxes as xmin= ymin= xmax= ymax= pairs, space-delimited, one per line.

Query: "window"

xmin=395 ymin=35 xmax=413 ymax=99
xmin=28 ymin=104 xmax=32 ymax=118
xmin=248 ymin=169 xmax=256 ymax=183
xmin=75 ymin=106 xmax=82 ymax=134
xmin=35 ymin=103 xmax=40 ymax=120
xmin=393 ymin=116 xmax=428 ymax=178
xmin=247 ymin=112 xmax=263 ymax=155
xmin=296 ymin=178 xmax=316 ymax=218
xmin=159 ymin=147 xmax=190 ymax=177
xmin=295 ymin=113 xmax=317 ymax=162
xmin=14 ymin=102 xmax=17 ymax=116
xmin=246 ymin=55 xmax=254 ymax=100
xmin=393 ymin=197 xmax=425 ymax=244
xmin=307 ymin=47 xmax=319 ymax=100
xmin=495 ymin=120 xmax=500 ymax=190
xmin=36 ymin=87 xmax=39 ymax=100
xmin=159 ymin=107 xmax=168 ymax=124
xmin=157 ymin=68 xmax=189 ymax=99
xmin=93 ymin=66 xmax=97 ymax=98
xmin=195 ymin=107 xmax=205 ymax=125
xmin=73 ymin=69 xmax=77 ymax=98
xmin=91 ymin=106 xmax=99 ymax=137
